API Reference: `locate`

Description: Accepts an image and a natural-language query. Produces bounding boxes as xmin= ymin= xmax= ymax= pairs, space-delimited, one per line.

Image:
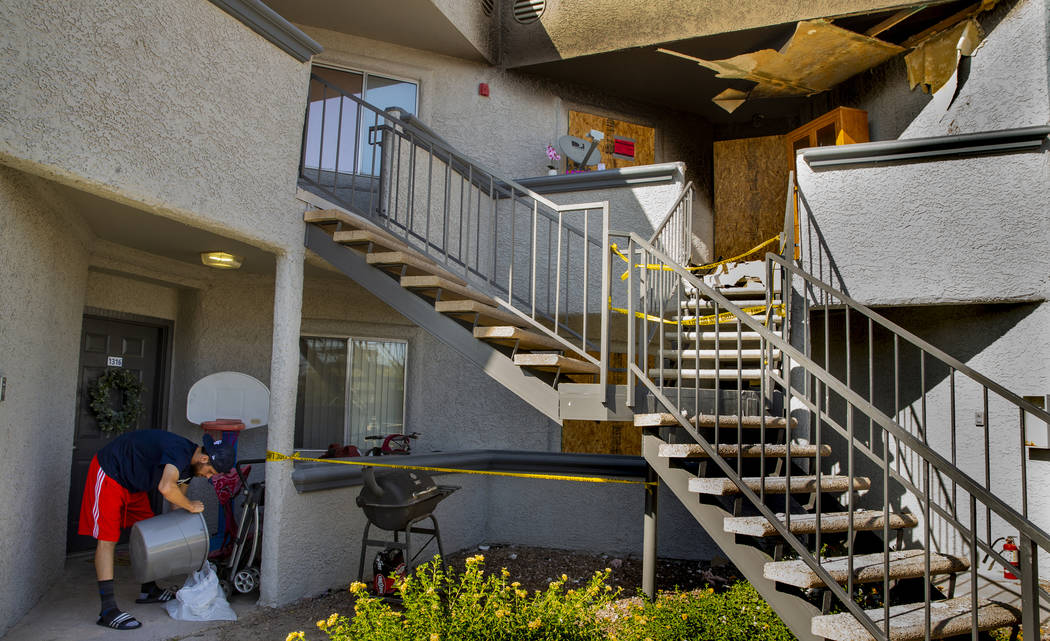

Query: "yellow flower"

xmin=285 ymin=633 xmax=305 ymax=641
xmin=516 ymin=589 xmax=527 ymax=598
xmin=349 ymin=581 xmax=368 ymax=594
xmin=681 ymin=613 xmax=689 ymax=620
xmin=430 ymin=634 xmax=440 ymax=641
xmin=315 ymin=619 xmax=326 ymax=629
xmin=501 ymin=568 xmax=510 ymax=578
xmin=326 ymin=613 xmax=339 ymax=627
xmin=496 ymin=609 xmax=508 ymax=618
xmin=528 ymin=619 xmax=542 ymax=629
xmin=560 ymin=573 xmax=568 ymax=582
xmin=511 ymin=581 xmax=521 ymax=588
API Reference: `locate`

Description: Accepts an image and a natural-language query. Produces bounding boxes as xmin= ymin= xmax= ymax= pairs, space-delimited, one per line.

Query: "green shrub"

xmin=610 ymin=582 xmax=794 ymax=641
xmin=300 ymin=556 xmax=795 ymax=641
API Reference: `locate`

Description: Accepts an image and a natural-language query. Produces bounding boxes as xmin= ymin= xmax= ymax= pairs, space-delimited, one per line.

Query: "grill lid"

xmin=357 ymin=467 xmax=439 ymax=508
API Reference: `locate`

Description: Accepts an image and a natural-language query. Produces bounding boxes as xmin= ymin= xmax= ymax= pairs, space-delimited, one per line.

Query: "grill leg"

xmin=358 ymin=521 xmax=373 ymax=582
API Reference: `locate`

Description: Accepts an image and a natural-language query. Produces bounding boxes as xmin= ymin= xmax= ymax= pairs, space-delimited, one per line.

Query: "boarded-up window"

xmin=568 ymin=111 xmax=655 ymax=170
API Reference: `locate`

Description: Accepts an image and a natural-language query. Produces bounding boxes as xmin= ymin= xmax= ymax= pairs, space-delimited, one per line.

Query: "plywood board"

xmin=568 ymin=111 xmax=655 ymax=170
xmin=713 ymin=135 xmax=790 ymax=261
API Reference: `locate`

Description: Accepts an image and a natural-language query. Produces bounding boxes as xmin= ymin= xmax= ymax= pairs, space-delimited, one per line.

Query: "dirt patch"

xmin=165 ymin=545 xmax=738 ymax=641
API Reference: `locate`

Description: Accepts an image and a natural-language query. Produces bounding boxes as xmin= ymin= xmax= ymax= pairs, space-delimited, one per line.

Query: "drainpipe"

xmin=259 ymin=244 xmax=305 ymax=606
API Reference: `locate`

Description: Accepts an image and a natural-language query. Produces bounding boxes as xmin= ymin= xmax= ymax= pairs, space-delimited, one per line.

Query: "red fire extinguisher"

xmin=1001 ymin=536 xmax=1019 ymax=580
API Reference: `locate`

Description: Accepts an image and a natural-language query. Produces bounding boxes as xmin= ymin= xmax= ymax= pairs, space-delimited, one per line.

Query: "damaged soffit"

xmin=658 ymin=19 xmax=905 ymax=113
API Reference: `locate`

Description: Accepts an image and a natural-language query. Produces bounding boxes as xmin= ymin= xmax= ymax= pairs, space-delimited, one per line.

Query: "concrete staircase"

xmin=633 ymin=269 xmax=1024 ymax=641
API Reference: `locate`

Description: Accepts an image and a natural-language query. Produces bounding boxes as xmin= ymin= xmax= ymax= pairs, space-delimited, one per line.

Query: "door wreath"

xmin=89 ymin=368 xmax=145 ymax=434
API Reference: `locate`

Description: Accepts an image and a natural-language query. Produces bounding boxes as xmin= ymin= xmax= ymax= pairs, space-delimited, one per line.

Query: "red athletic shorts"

xmin=78 ymin=456 xmax=155 ymax=542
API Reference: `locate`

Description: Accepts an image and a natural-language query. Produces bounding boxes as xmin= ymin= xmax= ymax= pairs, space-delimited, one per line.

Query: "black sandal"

xmin=97 ymin=609 xmax=142 ymax=630
xmin=136 ymin=587 xmax=175 ymax=604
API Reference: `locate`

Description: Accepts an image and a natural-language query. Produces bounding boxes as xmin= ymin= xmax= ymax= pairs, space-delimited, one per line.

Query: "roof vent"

xmin=481 ymin=0 xmax=494 ymax=16
xmin=513 ymin=0 xmax=545 ymax=24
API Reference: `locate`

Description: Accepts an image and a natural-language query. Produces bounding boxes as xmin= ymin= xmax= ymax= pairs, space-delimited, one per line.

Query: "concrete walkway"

xmin=1 ymin=552 xmax=259 ymax=641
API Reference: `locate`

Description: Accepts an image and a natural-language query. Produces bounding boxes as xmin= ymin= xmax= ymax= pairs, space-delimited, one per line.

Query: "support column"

xmin=642 ymin=462 xmax=659 ymax=600
xmin=258 ymin=245 xmax=305 ymax=606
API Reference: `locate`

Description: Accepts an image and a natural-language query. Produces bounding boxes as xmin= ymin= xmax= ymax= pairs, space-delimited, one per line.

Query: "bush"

xmin=609 ymin=582 xmax=795 ymax=641
xmin=299 ymin=556 xmax=795 ymax=641
xmin=314 ymin=555 xmax=618 ymax=641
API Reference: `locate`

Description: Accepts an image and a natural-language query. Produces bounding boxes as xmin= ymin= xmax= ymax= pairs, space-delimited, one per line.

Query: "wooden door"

xmin=66 ymin=316 xmax=168 ymax=553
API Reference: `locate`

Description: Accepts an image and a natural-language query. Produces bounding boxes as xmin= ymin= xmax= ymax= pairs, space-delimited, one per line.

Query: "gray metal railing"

xmin=648 ymin=181 xmax=693 ymax=266
xmin=300 ymin=73 xmax=612 ymax=384
xmin=616 ymin=229 xmax=1049 ymax=641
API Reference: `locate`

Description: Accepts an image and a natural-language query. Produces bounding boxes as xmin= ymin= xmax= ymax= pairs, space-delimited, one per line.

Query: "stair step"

xmin=333 ymin=228 xmax=413 ymax=254
xmin=513 ymin=353 xmax=598 ymax=374
xmin=473 ymin=326 xmax=567 ymax=351
xmin=723 ymin=510 xmax=919 ymax=537
xmin=401 ymin=275 xmax=497 ymax=306
xmin=648 ymin=367 xmax=765 ymax=381
xmin=435 ymin=300 xmax=524 ymax=326
xmin=765 ymin=551 xmax=970 ymax=589
xmin=675 ymin=348 xmax=781 ymax=361
xmin=635 ymin=413 xmax=795 ymax=429
xmin=304 ymin=207 xmax=378 ymax=230
xmin=673 ymin=313 xmax=782 ymax=325
xmin=810 ymin=596 xmax=1021 ymax=641
xmin=675 ymin=330 xmax=765 ymax=342
xmin=680 ymin=298 xmax=774 ymax=311
xmin=367 ymin=251 xmax=468 ymax=285
xmin=689 ymin=475 xmax=871 ymax=496
xmin=659 ymin=443 xmax=830 ymax=459
xmin=685 ymin=284 xmax=776 ymax=298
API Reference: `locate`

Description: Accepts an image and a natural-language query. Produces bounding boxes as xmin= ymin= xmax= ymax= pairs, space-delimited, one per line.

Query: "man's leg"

xmin=78 ymin=458 xmax=142 ymax=630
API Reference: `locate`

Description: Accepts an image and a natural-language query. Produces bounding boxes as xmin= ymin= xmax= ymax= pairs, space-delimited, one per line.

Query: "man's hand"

xmin=158 ymin=464 xmax=205 ymax=513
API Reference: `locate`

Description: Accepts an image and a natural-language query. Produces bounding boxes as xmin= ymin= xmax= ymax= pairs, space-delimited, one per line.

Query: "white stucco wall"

xmin=795 ymin=150 xmax=1050 ymax=306
xmin=0 ymin=0 xmax=310 ymax=252
xmin=84 ymin=271 xmax=180 ymax=321
xmin=0 ymin=168 xmax=92 ymax=635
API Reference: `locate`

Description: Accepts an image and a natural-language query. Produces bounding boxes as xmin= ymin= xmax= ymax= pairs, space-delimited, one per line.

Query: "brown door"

xmin=67 ymin=316 xmax=168 ymax=553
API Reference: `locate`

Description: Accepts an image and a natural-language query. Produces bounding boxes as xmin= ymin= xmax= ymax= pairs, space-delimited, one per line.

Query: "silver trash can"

xmin=129 ymin=510 xmax=209 ymax=584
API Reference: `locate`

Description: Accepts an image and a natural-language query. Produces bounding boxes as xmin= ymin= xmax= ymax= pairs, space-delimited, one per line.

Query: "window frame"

xmin=311 ymin=63 xmax=420 ymax=115
xmin=296 ymin=333 xmax=409 ymax=452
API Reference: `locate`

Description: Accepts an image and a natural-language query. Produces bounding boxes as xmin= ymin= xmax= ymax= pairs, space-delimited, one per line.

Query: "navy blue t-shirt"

xmin=96 ymin=430 xmax=198 ymax=494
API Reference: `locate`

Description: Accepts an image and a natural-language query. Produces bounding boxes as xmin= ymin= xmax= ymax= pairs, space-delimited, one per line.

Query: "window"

xmin=303 ymin=65 xmax=418 ymax=176
xmin=295 ymin=336 xmax=407 ymax=451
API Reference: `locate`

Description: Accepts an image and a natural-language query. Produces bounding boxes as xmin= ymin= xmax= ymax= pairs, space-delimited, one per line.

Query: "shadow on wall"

xmin=809 ymin=302 xmax=1041 ymax=550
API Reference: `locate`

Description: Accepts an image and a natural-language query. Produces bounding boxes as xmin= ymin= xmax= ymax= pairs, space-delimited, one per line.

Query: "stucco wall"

xmin=0 ymin=0 xmax=310 ymax=252
xmin=795 ymin=149 xmax=1050 ymax=306
xmin=84 ymin=271 xmax=180 ymax=321
xmin=0 ymin=168 xmax=92 ymax=635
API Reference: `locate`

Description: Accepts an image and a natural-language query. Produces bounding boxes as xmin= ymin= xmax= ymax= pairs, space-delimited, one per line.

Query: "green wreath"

xmin=89 ymin=368 xmax=145 ymax=434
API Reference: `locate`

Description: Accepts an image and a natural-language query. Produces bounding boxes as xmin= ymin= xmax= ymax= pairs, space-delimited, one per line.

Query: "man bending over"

xmin=78 ymin=429 xmax=235 ymax=630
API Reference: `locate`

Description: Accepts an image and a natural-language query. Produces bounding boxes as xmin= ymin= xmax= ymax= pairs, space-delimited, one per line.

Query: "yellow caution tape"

xmin=266 ymin=450 xmax=655 ymax=487
xmin=607 ymin=301 xmax=784 ymax=327
xmin=611 ymin=235 xmax=780 ymax=280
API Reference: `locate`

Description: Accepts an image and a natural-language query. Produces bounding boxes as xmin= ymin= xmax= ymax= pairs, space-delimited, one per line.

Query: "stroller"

xmin=204 ymin=434 xmax=265 ymax=597
xmin=187 ymin=372 xmax=270 ymax=598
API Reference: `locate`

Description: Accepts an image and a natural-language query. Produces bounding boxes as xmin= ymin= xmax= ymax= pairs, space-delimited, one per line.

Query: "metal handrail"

xmin=300 ymin=73 xmax=612 ymax=380
xmin=617 ymin=230 xmax=1047 ymax=641
xmin=771 ymin=253 xmax=1050 ymax=424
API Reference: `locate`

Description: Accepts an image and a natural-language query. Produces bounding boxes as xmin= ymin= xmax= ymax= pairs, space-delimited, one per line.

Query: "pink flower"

xmin=545 ymin=144 xmax=561 ymax=162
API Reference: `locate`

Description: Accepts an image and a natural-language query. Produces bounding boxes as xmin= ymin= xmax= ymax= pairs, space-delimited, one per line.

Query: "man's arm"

xmin=158 ymin=464 xmax=204 ymax=513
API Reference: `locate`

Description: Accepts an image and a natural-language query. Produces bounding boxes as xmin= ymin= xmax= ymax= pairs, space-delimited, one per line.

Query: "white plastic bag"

xmin=164 ymin=562 xmax=237 ymax=622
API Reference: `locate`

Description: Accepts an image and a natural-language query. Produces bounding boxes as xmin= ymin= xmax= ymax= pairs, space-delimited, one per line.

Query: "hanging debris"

xmin=659 ymin=20 xmax=904 ymax=113
xmin=905 ymin=18 xmax=983 ymax=93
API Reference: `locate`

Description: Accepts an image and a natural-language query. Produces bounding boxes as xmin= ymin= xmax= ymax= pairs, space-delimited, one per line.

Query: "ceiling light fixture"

xmin=200 ymin=251 xmax=243 ymax=269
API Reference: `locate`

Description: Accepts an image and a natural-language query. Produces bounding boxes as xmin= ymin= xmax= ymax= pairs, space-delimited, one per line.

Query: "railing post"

xmin=1019 ymin=533 xmax=1040 ymax=641
xmin=600 ymin=202 xmax=611 ymax=387
xmin=642 ymin=462 xmax=659 ymax=601
xmin=627 ymin=236 xmax=636 ymax=408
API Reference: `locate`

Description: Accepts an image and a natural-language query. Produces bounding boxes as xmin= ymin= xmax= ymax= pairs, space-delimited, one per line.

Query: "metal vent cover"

xmin=481 ymin=0 xmax=494 ymax=16
xmin=513 ymin=0 xmax=545 ymax=24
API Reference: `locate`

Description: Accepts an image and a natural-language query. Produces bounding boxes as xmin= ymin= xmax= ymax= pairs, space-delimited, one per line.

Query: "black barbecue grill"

xmin=356 ymin=467 xmax=458 ymax=589
xmin=356 ymin=467 xmax=457 ymax=531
